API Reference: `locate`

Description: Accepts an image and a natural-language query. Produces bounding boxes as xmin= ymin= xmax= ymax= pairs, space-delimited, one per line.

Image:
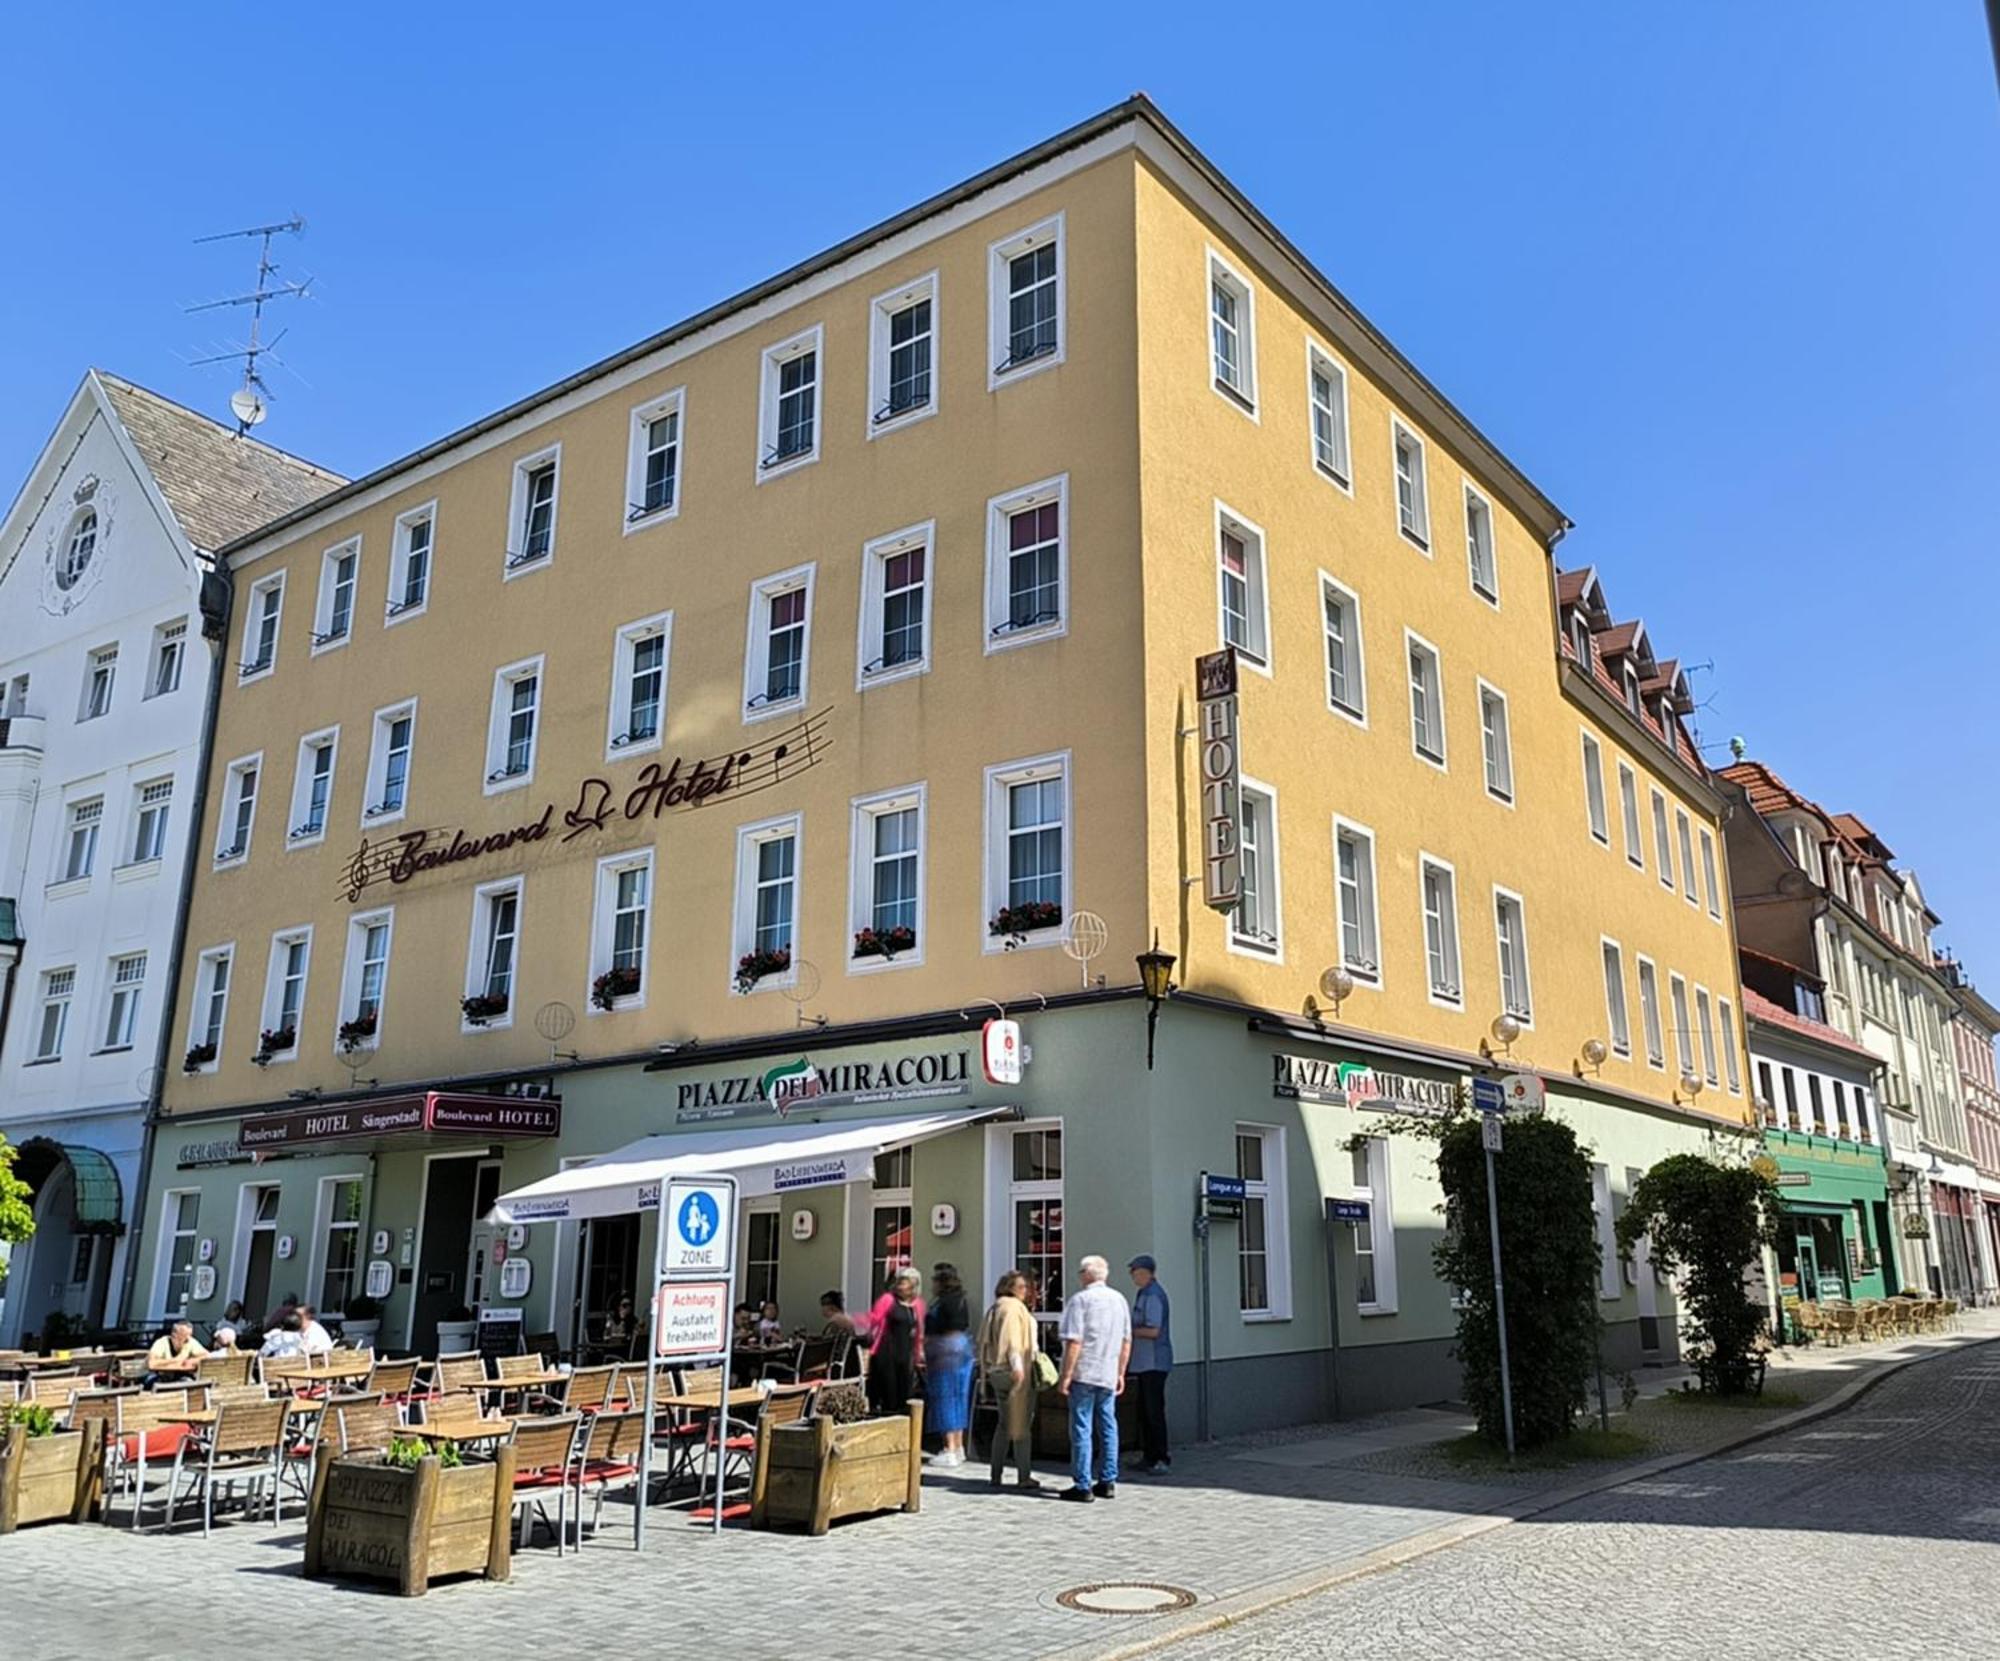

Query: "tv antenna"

xmin=184 ymin=216 xmax=312 ymax=435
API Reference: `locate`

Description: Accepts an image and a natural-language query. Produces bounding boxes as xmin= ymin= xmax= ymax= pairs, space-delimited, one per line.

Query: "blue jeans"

xmin=1068 ymin=1381 xmax=1119 ymax=1489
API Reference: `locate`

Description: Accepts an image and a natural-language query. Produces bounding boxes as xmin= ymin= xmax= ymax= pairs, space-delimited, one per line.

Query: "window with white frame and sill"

xmin=1478 ymin=682 xmax=1514 ymax=804
xmin=1407 ymin=634 xmax=1445 ymax=767
xmin=1602 ymin=939 xmax=1631 ymax=1057
xmin=148 ymin=619 xmax=186 ymax=698
xmin=1618 ymin=762 xmax=1643 ymax=869
xmin=160 ymin=1191 xmax=201 ymax=1312
xmin=34 ymin=967 xmax=75 ymax=1061
xmin=1237 ymin=1125 xmax=1291 ymax=1318
xmin=1669 ymin=974 xmax=1693 ymax=1081
xmin=262 ymin=930 xmax=310 ymax=1056
xmin=1464 ymin=484 xmax=1498 ymax=602
xmin=1334 ymin=819 xmax=1381 ymax=984
xmin=1591 ymin=1165 xmax=1621 ymax=1300
xmin=985 ymin=477 xmax=1066 ymax=648
xmin=609 ymin=614 xmax=670 ymax=753
xmin=1700 ymin=828 xmax=1722 ymax=918
xmin=362 ymin=702 xmax=415 ymax=823
xmin=986 ymin=755 xmax=1067 ymax=945
xmin=1307 ymin=343 xmax=1352 ymax=486
xmin=871 ymin=1145 xmax=915 ymax=1288
xmin=1209 ymin=250 xmax=1257 ymax=410
xmin=743 ymin=1206 xmax=781 ymax=1310
xmin=1349 ymin=1138 xmax=1395 ymax=1312
xmin=1695 ymin=986 xmax=1719 ymax=1086
xmin=869 ymin=274 xmax=936 ymax=429
xmin=1231 ymin=782 xmax=1281 ymax=956
xmin=1494 ymin=889 xmax=1533 ymax=1024
xmin=859 ymin=525 xmax=931 ymax=684
xmin=1581 ymin=730 xmax=1610 ymax=845
xmin=743 ymin=566 xmax=813 ymax=715
xmin=130 ymin=778 xmax=172 ymax=864
xmin=506 ymin=449 xmax=559 ymax=571
xmin=486 ymin=658 xmax=542 ymax=788
xmin=387 ymin=504 xmax=434 ymax=620
xmin=288 ymin=729 xmax=338 ymax=844
xmin=80 ymin=644 xmax=117 ymax=721
xmin=851 ymin=787 xmax=923 ymax=966
xmin=61 ymin=796 xmax=102 ymax=882
xmin=1719 ymin=998 xmax=1742 ymax=1093
xmin=1651 ymin=790 xmax=1675 ymax=889
xmin=240 ymin=575 xmax=283 ymax=680
xmin=339 ymin=911 xmax=392 ymax=1050
xmin=464 ymin=878 xmax=521 ymax=1026
xmin=591 ymin=851 xmax=651 ymax=1010
xmin=1392 ymin=419 xmax=1430 ymax=549
xmin=990 ymin=217 xmax=1062 ymax=381
xmin=313 ymin=538 xmax=359 ymax=648
xmin=100 ymin=951 xmax=146 ymax=1051
xmin=758 ymin=328 xmax=821 ymax=475
xmin=317 ymin=1178 xmax=364 ymax=1312
xmin=216 ymin=756 xmax=259 ymax=864
xmin=1676 ymin=809 xmax=1698 ymax=906
xmin=625 ymin=390 xmax=684 ymax=524
xmin=187 ymin=947 xmax=231 ymax=1069
xmin=1421 ymin=856 xmax=1462 ymax=1006
xmin=1216 ymin=506 xmax=1270 ymax=667
xmin=1320 ymin=574 xmax=1365 ymax=722
xmin=734 ymin=817 xmax=799 ymax=991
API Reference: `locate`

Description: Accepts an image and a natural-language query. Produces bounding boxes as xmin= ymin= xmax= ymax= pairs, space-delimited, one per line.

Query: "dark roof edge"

xmin=218 ymin=95 xmax=1568 ymax=562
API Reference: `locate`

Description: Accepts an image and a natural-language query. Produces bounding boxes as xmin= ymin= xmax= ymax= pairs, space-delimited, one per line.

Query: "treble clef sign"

xmin=342 ymin=839 xmax=371 ymax=904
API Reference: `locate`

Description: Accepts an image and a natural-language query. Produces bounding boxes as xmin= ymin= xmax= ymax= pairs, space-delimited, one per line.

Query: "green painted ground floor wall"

xmin=133 ymin=999 xmax=1731 ymax=1436
xmin=1761 ymin=1129 xmax=1895 ymax=1308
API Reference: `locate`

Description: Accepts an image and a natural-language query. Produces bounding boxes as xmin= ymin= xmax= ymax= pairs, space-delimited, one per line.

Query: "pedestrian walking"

xmin=1127 ymin=1254 xmax=1173 ymax=1472
xmin=924 ymin=1262 xmax=974 ymax=1466
xmin=865 ymin=1267 xmax=925 ymax=1416
xmin=977 ymin=1270 xmax=1043 ymax=1492
xmin=1057 ymin=1254 xmax=1130 ymax=1502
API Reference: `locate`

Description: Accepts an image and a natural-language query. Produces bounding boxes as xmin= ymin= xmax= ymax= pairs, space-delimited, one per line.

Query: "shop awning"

xmin=16 ymin=1139 xmax=125 ymax=1233
xmin=488 ymin=1105 xmax=1014 ymax=1223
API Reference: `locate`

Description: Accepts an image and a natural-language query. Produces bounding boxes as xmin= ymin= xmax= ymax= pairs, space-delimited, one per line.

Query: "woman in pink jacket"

xmin=865 ymin=1267 xmax=925 ymax=1416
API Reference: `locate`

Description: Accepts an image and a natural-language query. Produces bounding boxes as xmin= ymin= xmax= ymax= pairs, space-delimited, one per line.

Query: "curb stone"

xmin=1051 ymin=1328 xmax=1999 ymax=1661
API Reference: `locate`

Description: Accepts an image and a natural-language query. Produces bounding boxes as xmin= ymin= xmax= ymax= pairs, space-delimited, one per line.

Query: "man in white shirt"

xmin=1057 ymin=1254 xmax=1131 ymax=1502
xmin=297 ymin=1303 xmax=335 ymax=1357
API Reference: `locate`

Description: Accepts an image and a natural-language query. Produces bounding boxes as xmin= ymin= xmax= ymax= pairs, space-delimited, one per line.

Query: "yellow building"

xmin=140 ymin=98 xmax=1748 ymax=1427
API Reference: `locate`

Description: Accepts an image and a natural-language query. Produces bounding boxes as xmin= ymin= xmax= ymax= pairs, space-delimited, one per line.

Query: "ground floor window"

xmin=1007 ymin=1125 xmax=1063 ymax=1341
xmin=871 ymin=1145 xmax=913 ymax=1296
xmin=159 ymin=1190 xmax=200 ymax=1314
xmin=1346 ymin=1136 xmax=1390 ymax=1313
xmin=744 ymin=1207 xmax=781 ymax=1311
xmin=318 ymin=1177 xmax=364 ymax=1311
xmin=1236 ymin=1124 xmax=1292 ymax=1319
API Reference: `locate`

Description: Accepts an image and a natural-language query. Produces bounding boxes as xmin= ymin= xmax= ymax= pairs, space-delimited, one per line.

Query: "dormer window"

xmin=1622 ymin=661 xmax=1641 ymax=715
xmin=1570 ymin=612 xmax=1593 ymax=666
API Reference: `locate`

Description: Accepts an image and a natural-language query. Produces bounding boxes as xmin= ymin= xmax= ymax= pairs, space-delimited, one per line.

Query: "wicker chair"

xmin=164 ymin=1398 xmax=291 ymax=1536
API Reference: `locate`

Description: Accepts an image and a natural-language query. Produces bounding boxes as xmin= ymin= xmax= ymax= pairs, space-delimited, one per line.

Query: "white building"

xmin=0 ymin=372 xmax=337 ymax=1345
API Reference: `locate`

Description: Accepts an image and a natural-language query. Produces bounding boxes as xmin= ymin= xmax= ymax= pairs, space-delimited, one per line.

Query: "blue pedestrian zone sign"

xmin=663 ymin=1178 xmax=734 ymax=1275
xmin=680 ymin=1189 xmax=719 ymax=1245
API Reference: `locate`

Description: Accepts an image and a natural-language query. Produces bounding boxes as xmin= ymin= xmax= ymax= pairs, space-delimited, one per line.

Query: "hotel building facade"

xmin=134 ymin=99 xmax=1751 ymax=1431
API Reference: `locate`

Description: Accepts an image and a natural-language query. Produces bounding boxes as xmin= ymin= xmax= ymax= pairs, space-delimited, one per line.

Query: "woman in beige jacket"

xmin=977 ymin=1271 xmax=1042 ymax=1491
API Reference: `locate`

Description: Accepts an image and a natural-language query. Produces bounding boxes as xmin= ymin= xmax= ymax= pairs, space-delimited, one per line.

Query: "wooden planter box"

xmin=750 ymin=1402 xmax=922 ymax=1535
xmin=0 ymin=1420 xmax=104 ymax=1533
xmin=303 ymin=1447 xmax=515 ymax=1596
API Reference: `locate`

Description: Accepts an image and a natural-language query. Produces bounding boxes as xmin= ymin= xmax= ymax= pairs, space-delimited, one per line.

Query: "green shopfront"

xmin=1764 ymin=1130 xmax=1895 ymax=1310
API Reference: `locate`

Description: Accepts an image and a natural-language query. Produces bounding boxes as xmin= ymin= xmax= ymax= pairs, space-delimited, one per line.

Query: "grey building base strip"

xmin=1055 ymin=1329 xmax=2000 ymax=1661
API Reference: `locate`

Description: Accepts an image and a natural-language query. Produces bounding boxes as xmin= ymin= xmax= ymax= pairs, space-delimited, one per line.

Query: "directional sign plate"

xmin=1481 ymin=1115 xmax=1504 ymax=1153
xmin=1472 ymin=1077 xmax=1508 ymax=1116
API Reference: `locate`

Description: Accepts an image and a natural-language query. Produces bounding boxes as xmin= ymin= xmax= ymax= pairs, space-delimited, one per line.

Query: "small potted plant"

xmin=988 ymin=900 xmax=1062 ymax=944
xmin=851 ymin=925 xmax=916 ymax=962
xmin=591 ymin=965 xmax=641 ymax=1010
xmin=435 ymin=1303 xmax=478 ymax=1354
xmin=733 ymin=946 xmax=792 ymax=994
xmin=254 ymin=1026 xmax=297 ymax=1065
xmin=340 ymin=1294 xmax=384 ymax=1348
xmin=461 ymin=991 xmax=510 ymax=1026
xmin=182 ymin=1040 xmax=217 ymax=1073
xmin=0 ymin=1402 xmax=104 ymax=1533
xmin=337 ymin=1012 xmax=379 ymax=1048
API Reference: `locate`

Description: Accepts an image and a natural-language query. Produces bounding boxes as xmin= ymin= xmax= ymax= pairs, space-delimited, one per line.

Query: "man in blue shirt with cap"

xmin=1127 ymin=1254 xmax=1172 ymax=1472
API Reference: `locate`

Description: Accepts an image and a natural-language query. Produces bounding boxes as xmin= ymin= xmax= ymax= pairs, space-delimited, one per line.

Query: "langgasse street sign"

xmin=1197 ymin=648 xmax=1242 ymax=913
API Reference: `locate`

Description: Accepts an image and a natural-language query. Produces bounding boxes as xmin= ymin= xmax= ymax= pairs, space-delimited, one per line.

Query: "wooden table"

xmin=414 ymin=1417 xmax=516 ymax=1446
xmin=655 ymin=1385 xmax=765 ymax=1412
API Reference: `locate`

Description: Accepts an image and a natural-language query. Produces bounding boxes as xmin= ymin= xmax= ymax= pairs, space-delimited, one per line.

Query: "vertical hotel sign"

xmin=1197 ymin=648 xmax=1241 ymax=913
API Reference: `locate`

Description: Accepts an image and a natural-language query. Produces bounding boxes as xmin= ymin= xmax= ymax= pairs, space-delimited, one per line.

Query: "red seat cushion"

xmin=721 ymin=1435 xmax=754 ymax=1452
xmin=688 ymin=1501 xmax=752 ymax=1522
xmin=514 ymin=1470 xmax=569 ymax=1489
xmin=118 ymin=1425 xmax=192 ymax=1461
xmin=579 ymin=1460 xmax=639 ymax=1482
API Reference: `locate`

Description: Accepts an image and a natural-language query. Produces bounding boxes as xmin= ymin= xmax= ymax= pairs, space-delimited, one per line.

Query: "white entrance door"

xmin=463 ymin=1159 xmax=504 ymax=1314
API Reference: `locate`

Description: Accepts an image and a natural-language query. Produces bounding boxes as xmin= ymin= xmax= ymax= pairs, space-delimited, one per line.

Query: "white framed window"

xmin=1208 ymin=249 xmax=1258 ymax=413
xmin=1700 ymin=828 xmax=1721 ymax=918
xmin=1464 ymin=483 xmax=1498 ymax=603
xmin=464 ymin=876 xmax=522 ymax=1027
xmin=1319 ymin=573 xmax=1366 ymax=725
xmin=1591 ymin=1165 xmax=1621 ymax=1300
xmin=260 ymin=927 xmax=312 ymax=1056
xmin=216 ymin=754 xmax=260 ymax=866
xmin=607 ymin=612 xmax=671 ymax=756
xmin=147 ymin=619 xmax=187 ymax=699
xmin=757 ymin=325 xmax=822 ymax=478
xmin=239 ymin=573 xmax=284 ymax=681
xmin=1618 ymin=762 xmax=1643 ymax=869
xmin=1477 ymin=680 xmax=1513 ymax=803
xmin=1215 ymin=503 xmax=1271 ymax=668
xmin=1306 ymin=342 xmax=1352 ymax=488
xmin=101 ymin=951 xmax=147 ymax=1050
xmin=1348 ymin=1137 xmax=1396 ymax=1313
xmin=984 ymin=752 xmax=1070 ymax=951
xmin=1333 ymin=817 xmax=1381 ymax=984
xmin=1622 ymin=660 xmax=1643 ymax=715
xmin=733 ymin=815 xmax=801 ymax=991
xmin=1675 ymin=808 xmax=1698 ymax=905
xmin=868 ymin=272 xmax=937 ymax=432
xmin=1392 ymin=418 xmax=1430 ymax=549
xmin=156 ymin=1190 xmax=202 ymax=1315
xmin=1406 ymin=632 xmax=1445 ymax=768
xmin=313 ymin=537 xmax=360 ymax=650
xmin=1236 ymin=1124 xmax=1292 ymax=1319
xmin=625 ymin=388 xmax=685 ymax=527
xmin=1695 ymin=986 xmax=1719 ymax=1086
xmin=1719 ymin=998 xmax=1742 ymax=1093
xmin=80 ymin=644 xmax=117 ymax=720
xmin=857 ymin=523 xmax=933 ymax=687
xmin=1231 ymin=780 xmax=1283 ymax=959
xmin=1493 ymin=887 xmax=1533 ymax=1026
xmin=130 ymin=777 xmax=173 ymax=864
xmin=338 ymin=909 xmax=393 ymax=1050
xmin=314 ymin=1176 xmax=366 ymax=1313
xmin=988 ymin=214 xmax=1064 ymax=385
xmin=504 ymin=445 xmax=560 ymax=573
xmin=362 ymin=700 xmax=416 ymax=823
xmin=743 ymin=563 xmax=815 ymax=718
xmin=849 ymin=785 xmax=925 ymax=971
xmin=287 ymin=727 xmax=339 ymax=845
xmin=187 ymin=946 xmax=232 ymax=1068
xmin=988 ymin=1121 xmax=1064 ymax=1341
xmin=1581 ymin=730 xmax=1610 ymax=846
xmin=60 ymin=507 xmax=98 ymax=587
xmin=386 ymin=502 xmax=435 ymax=622
xmin=1602 ymin=938 xmax=1630 ymax=1056
xmin=61 ymin=796 xmax=103 ymax=883
xmin=33 ymin=967 xmax=75 ymax=1061
xmin=1420 ymin=855 xmax=1463 ymax=1008
xmin=1669 ymin=973 xmax=1693 ymax=1081
xmin=984 ymin=475 xmax=1068 ymax=652
xmin=589 ymin=849 xmax=652 ymax=1011
xmin=485 ymin=656 xmax=543 ymax=792
xmin=1651 ymin=789 xmax=1675 ymax=890
xmin=870 ymin=1146 xmax=915 ymax=1293
xmin=1637 ymin=955 xmax=1665 ymax=1068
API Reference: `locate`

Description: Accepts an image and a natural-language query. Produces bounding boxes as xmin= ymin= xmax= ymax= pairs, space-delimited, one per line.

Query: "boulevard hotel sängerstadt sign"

xmin=339 ymin=709 xmax=830 ymax=903
xmin=237 ymin=1091 xmax=562 ymax=1153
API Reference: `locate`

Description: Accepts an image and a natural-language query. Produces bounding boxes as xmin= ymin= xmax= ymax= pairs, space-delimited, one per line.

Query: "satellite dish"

xmin=229 ymin=386 xmax=268 ymax=428
xmin=1061 ymin=911 xmax=1108 ymax=989
xmin=534 ymin=1002 xmax=576 ymax=1043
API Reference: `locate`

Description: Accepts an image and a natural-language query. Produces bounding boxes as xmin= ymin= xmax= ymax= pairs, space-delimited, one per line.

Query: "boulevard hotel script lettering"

xmin=1198 ymin=648 xmax=1242 ymax=913
xmin=339 ymin=708 xmax=829 ymax=902
xmin=1272 ymin=1053 xmax=1459 ymax=1117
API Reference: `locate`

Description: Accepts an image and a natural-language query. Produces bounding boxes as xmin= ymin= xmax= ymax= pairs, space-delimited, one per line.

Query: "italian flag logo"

xmin=761 ymin=1057 xmax=820 ymax=1116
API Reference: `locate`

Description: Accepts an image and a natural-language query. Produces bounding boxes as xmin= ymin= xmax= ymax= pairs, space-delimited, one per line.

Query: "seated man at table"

xmin=259 ymin=1311 xmax=307 ymax=1359
xmin=147 ymin=1320 xmax=208 ymax=1380
xmin=297 ymin=1303 xmax=335 ymax=1357
xmin=819 ymin=1290 xmax=857 ymax=1340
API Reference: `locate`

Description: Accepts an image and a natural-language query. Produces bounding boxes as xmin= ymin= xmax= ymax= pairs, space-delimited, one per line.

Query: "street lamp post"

xmin=1137 ymin=933 xmax=1177 ymax=1070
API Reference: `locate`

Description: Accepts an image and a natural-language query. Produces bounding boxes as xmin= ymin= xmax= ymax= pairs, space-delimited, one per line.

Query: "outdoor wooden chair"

xmin=692 ymin=1385 xmax=816 ymax=1523
xmin=1940 ymin=1298 xmax=1961 ymax=1332
xmin=431 ymin=1351 xmax=490 ymax=1399
xmin=558 ymin=1363 xmax=625 ymax=1416
xmin=567 ymin=1407 xmax=648 ymax=1546
xmin=259 ymin=1355 xmax=315 ymax=1391
xmin=507 ymin=1413 xmax=584 ymax=1555
xmin=28 ymin=1372 xmax=96 ymax=1421
xmin=0 ymin=1381 xmax=19 ymax=1408
xmin=366 ymin=1356 xmax=421 ymax=1404
xmin=495 ymin=1351 xmax=547 ymax=1381
xmin=197 ymin=1350 xmax=255 ymax=1387
xmin=164 ymin=1397 xmax=290 ymax=1536
xmin=1823 ymin=1304 xmax=1859 ymax=1345
xmin=333 ymin=1400 xmax=404 ymax=1455
xmin=1791 ymin=1301 xmax=1822 ymax=1344
xmin=208 ymin=1382 xmax=276 ymax=1410
xmin=524 ymin=1331 xmax=562 ymax=1367
xmin=107 ymin=1385 xmax=207 ymax=1529
xmin=113 ymin=1357 xmax=152 ymax=1384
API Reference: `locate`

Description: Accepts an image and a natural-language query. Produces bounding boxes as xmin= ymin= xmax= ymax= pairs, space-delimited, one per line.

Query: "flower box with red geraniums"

xmin=734 ymin=947 xmax=792 ymax=994
xmin=183 ymin=1041 xmax=218 ymax=1073
xmin=337 ymin=1013 xmax=379 ymax=1048
xmin=851 ymin=925 xmax=915 ymax=962
xmin=460 ymin=992 xmax=510 ymax=1026
xmin=591 ymin=966 xmax=641 ymax=1010
xmin=255 ymin=1026 xmax=297 ymax=1062
xmin=988 ymin=901 xmax=1062 ymax=941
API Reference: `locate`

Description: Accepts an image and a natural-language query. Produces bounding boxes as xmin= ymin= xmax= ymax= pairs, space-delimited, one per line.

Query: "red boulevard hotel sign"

xmin=340 ymin=709 xmax=829 ymax=902
xmin=235 ymin=1091 xmax=563 ymax=1151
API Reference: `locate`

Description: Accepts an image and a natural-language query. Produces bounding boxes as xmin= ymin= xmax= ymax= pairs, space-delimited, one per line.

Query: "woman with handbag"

xmin=977 ymin=1270 xmax=1043 ymax=1491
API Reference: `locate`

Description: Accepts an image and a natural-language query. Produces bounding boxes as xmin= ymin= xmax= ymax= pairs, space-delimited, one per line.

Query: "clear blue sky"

xmin=5 ymin=5 xmax=1995 ymax=972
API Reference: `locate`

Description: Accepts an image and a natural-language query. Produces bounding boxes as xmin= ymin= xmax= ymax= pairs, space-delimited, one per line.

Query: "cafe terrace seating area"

xmin=1787 ymin=1295 xmax=1962 ymax=1346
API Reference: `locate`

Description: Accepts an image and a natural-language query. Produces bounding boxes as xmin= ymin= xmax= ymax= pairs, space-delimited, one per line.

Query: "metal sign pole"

xmin=1483 ymin=1141 xmax=1517 ymax=1459
xmin=1194 ymin=1171 xmax=1212 ymax=1445
xmin=636 ymin=1197 xmax=668 ymax=1551
xmin=712 ymin=1199 xmax=738 ymax=1536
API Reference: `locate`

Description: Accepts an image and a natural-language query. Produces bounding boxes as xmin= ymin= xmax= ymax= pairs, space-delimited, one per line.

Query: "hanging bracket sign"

xmin=1197 ymin=648 xmax=1242 ymax=912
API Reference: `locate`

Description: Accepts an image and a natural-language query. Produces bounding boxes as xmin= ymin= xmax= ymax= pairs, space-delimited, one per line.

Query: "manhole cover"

xmin=1056 ymin=1582 xmax=1200 ymax=1616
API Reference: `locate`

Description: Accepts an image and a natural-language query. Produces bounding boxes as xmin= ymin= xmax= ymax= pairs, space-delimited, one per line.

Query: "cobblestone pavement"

xmin=1 ymin=1322 xmax=1991 ymax=1661
xmin=1167 ymin=1339 xmax=2000 ymax=1661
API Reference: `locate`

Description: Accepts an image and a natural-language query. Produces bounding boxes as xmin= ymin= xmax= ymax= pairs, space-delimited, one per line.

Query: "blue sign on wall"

xmin=1329 ymin=1198 xmax=1371 ymax=1224
xmin=1202 ymin=1173 xmax=1248 ymax=1200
